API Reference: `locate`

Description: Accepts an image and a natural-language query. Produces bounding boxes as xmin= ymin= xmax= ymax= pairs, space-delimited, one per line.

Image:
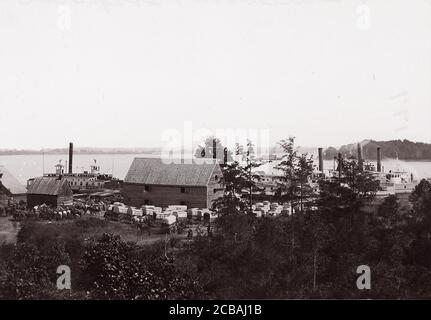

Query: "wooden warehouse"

xmin=27 ymin=177 xmax=73 ymax=208
xmin=122 ymin=158 xmax=223 ymax=208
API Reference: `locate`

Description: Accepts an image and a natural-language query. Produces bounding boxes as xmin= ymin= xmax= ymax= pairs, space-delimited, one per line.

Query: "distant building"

xmin=27 ymin=177 xmax=73 ymax=208
xmin=122 ymin=158 xmax=223 ymax=208
xmin=252 ymin=161 xmax=286 ymax=196
xmin=254 ymin=170 xmax=285 ymax=195
xmin=0 ymin=166 xmax=27 ymax=203
xmin=40 ymin=161 xmax=113 ymax=192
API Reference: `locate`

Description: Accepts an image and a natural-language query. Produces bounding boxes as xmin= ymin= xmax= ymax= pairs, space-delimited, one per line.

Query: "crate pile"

xmin=105 ymin=203 xmax=215 ymax=226
xmin=253 ymin=201 xmax=294 ymax=217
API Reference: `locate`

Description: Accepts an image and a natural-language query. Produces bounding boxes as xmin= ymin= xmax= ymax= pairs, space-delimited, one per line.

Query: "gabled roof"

xmin=124 ymin=158 xmax=220 ymax=187
xmin=27 ymin=177 xmax=71 ymax=196
xmin=0 ymin=166 xmax=27 ymax=195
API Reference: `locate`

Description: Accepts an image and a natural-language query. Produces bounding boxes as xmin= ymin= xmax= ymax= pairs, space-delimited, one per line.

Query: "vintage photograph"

xmin=1 ymin=0 xmax=431 ymax=303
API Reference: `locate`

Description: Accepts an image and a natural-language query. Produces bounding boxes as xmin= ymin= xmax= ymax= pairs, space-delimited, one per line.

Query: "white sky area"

xmin=0 ymin=0 xmax=430 ymax=150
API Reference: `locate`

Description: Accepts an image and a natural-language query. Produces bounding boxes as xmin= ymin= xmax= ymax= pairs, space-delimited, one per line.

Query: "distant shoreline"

xmin=1 ymin=153 xmax=431 ymax=162
xmin=0 ymin=150 xmax=162 ymax=156
xmin=322 ymin=157 xmax=431 ymax=162
xmin=323 ymin=139 xmax=431 ymax=162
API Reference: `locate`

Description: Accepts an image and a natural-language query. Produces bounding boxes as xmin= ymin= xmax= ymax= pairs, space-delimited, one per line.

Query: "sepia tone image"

xmin=1 ymin=0 xmax=431 ymax=302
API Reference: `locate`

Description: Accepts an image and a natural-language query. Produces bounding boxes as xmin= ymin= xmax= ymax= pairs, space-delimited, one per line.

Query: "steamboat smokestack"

xmin=377 ymin=147 xmax=382 ymax=172
xmin=213 ymin=139 xmax=217 ymax=160
xmin=357 ymin=143 xmax=363 ymax=170
xmin=68 ymin=142 xmax=73 ymax=174
xmin=318 ymin=148 xmax=323 ymax=172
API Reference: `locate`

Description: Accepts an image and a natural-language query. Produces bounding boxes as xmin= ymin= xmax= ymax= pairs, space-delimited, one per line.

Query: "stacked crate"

xmin=142 ymin=205 xmax=162 ymax=217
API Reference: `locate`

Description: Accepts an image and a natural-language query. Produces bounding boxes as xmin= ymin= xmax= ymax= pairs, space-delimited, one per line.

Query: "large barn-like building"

xmin=122 ymin=158 xmax=223 ymax=209
xmin=27 ymin=177 xmax=73 ymax=208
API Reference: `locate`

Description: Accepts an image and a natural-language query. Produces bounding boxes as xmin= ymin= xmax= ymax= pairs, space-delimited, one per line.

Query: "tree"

xmin=409 ymin=179 xmax=431 ymax=229
xmin=324 ymin=139 xmax=431 ymax=161
xmin=81 ymin=233 xmax=205 ymax=300
xmin=274 ymin=137 xmax=315 ymax=259
xmin=294 ymin=153 xmax=315 ymax=213
xmin=242 ymin=140 xmax=263 ymax=214
xmin=405 ymin=180 xmax=431 ymax=271
xmin=323 ymin=146 xmax=338 ymax=160
xmin=212 ymin=141 xmax=262 ymax=216
xmin=275 ymin=137 xmax=315 ymax=211
xmin=375 ymin=195 xmax=408 ymax=229
xmin=317 ymin=157 xmax=379 ymax=218
xmin=211 ymin=161 xmax=249 ymax=216
xmin=0 ymin=241 xmax=71 ymax=299
xmin=274 ymin=138 xmax=296 ymax=204
xmin=302 ymin=211 xmax=331 ymax=294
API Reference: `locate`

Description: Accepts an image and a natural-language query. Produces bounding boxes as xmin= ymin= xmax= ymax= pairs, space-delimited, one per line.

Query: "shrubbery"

xmin=182 ymin=179 xmax=431 ymax=299
xmin=0 ymin=219 xmax=205 ymax=300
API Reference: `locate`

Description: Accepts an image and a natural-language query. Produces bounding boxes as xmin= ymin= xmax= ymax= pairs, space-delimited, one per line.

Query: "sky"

xmin=0 ymin=0 xmax=430 ymax=151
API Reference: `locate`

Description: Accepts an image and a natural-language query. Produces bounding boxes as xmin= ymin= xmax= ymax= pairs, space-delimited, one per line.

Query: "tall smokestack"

xmin=213 ymin=139 xmax=217 ymax=160
xmin=318 ymin=148 xmax=323 ymax=172
xmin=338 ymin=153 xmax=342 ymax=178
xmin=68 ymin=142 xmax=73 ymax=174
xmin=377 ymin=147 xmax=382 ymax=172
xmin=357 ymin=143 xmax=363 ymax=170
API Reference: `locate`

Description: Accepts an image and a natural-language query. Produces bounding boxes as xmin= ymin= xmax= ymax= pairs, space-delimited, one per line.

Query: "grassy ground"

xmin=85 ymin=219 xmax=190 ymax=245
xmin=0 ymin=217 xmax=20 ymax=244
xmin=15 ymin=216 xmax=202 ymax=248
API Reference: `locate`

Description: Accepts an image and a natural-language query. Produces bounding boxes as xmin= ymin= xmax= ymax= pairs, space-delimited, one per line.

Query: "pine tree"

xmin=275 ymin=137 xmax=315 ymax=259
xmin=211 ymin=141 xmax=262 ymax=216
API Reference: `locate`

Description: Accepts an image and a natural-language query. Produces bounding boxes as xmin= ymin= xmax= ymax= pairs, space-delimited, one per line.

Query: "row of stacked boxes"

xmin=108 ymin=203 xmax=216 ymax=225
xmin=252 ymin=201 xmax=294 ymax=217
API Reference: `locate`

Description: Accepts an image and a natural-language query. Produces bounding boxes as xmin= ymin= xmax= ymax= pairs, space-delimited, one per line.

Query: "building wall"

xmin=63 ymin=176 xmax=105 ymax=191
xmin=27 ymin=194 xmax=58 ymax=208
xmin=12 ymin=194 xmax=27 ymax=203
xmin=122 ymin=183 xmax=209 ymax=208
xmin=0 ymin=192 xmax=10 ymax=207
xmin=27 ymin=194 xmax=73 ymax=208
xmin=42 ymin=174 xmax=106 ymax=191
xmin=0 ymin=184 xmax=12 ymax=198
xmin=206 ymin=165 xmax=224 ymax=208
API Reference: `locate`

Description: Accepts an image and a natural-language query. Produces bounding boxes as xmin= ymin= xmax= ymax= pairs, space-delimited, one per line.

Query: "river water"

xmin=0 ymin=153 xmax=161 ymax=185
xmin=0 ymin=154 xmax=431 ymax=186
